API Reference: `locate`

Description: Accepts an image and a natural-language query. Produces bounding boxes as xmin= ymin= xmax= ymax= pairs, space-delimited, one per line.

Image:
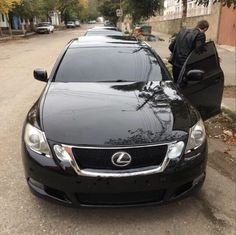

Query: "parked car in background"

xmin=104 ymin=20 xmax=115 ymax=27
xmin=66 ymin=21 xmax=76 ymax=28
xmin=22 ymin=36 xmax=224 ymax=207
xmin=35 ymin=22 xmax=54 ymax=34
xmin=75 ymin=20 xmax=80 ymax=27
xmin=88 ymin=20 xmax=96 ymax=24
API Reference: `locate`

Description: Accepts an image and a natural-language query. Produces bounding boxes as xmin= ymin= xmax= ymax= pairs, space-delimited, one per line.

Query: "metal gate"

xmin=218 ymin=6 xmax=236 ymax=47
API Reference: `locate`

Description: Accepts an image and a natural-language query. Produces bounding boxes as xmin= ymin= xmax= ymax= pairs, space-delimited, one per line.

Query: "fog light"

xmin=54 ymin=145 xmax=72 ymax=162
xmin=28 ymin=178 xmax=44 ymax=190
xmin=167 ymin=141 xmax=185 ymax=160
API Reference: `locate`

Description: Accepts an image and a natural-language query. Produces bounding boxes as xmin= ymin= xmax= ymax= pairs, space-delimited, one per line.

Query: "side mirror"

xmin=33 ymin=69 xmax=48 ymax=82
xmin=186 ymin=69 xmax=204 ymax=82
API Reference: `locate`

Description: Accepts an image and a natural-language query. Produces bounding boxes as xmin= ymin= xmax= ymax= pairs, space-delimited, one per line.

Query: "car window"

xmin=179 ymin=41 xmax=221 ymax=83
xmin=185 ymin=42 xmax=218 ymax=67
xmin=38 ymin=22 xmax=51 ymax=26
xmin=54 ymin=47 xmax=169 ymax=82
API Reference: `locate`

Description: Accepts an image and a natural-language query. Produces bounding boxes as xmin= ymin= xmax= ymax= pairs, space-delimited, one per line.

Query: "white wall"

xmin=0 ymin=13 xmax=8 ymax=27
xmin=163 ymin=0 xmax=212 ymax=20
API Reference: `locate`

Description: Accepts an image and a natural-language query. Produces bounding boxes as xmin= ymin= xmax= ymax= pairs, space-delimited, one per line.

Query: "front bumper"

xmin=22 ymin=143 xmax=207 ymax=207
xmin=36 ymin=29 xmax=49 ymax=33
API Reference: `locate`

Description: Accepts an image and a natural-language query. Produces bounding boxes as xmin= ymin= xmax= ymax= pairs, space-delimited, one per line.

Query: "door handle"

xmin=213 ymin=77 xmax=221 ymax=83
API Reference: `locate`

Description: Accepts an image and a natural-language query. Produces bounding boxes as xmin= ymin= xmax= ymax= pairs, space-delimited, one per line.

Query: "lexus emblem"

xmin=111 ymin=152 xmax=132 ymax=167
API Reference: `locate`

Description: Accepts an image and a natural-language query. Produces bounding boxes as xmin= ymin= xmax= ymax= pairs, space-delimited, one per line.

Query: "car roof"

xmin=69 ymin=36 xmax=144 ymax=49
xmin=90 ymin=27 xmax=119 ymax=31
xmin=85 ymin=29 xmax=123 ymax=36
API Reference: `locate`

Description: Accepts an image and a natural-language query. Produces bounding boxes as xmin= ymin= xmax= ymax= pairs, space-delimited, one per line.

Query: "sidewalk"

xmin=222 ymin=97 xmax=236 ymax=112
xmin=0 ymin=32 xmax=35 ymax=41
xmin=149 ymin=30 xmax=236 ymax=113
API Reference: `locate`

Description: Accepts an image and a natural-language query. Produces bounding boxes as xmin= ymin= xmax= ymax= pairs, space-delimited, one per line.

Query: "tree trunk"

xmin=181 ymin=0 xmax=187 ymax=29
xmin=6 ymin=13 xmax=13 ymax=38
xmin=0 ymin=27 xmax=3 ymax=37
xmin=29 ymin=18 xmax=35 ymax=32
xmin=21 ymin=19 xmax=26 ymax=36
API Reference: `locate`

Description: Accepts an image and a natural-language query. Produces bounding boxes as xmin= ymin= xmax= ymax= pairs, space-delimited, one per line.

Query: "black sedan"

xmin=22 ymin=36 xmax=224 ymax=207
xmin=84 ymin=28 xmax=123 ymax=36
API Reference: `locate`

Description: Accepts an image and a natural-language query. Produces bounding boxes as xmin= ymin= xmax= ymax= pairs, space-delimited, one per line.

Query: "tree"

xmin=99 ymin=0 xmax=164 ymax=25
xmin=77 ymin=0 xmax=89 ymax=21
xmin=56 ymin=0 xmax=80 ymax=22
xmin=0 ymin=0 xmax=21 ymax=36
xmin=12 ymin=0 xmax=43 ymax=31
xmin=179 ymin=0 xmax=187 ymax=28
xmin=124 ymin=0 xmax=164 ymax=24
xmin=98 ymin=0 xmax=120 ymax=24
xmin=0 ymin=0 xmax=21 ymax=14
xmin=196 ymin=0 xmax=236 ymax=8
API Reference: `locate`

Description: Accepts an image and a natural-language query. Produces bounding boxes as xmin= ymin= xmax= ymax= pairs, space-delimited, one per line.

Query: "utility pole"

xmin=116 ymin=0 xmax=123 ymax=30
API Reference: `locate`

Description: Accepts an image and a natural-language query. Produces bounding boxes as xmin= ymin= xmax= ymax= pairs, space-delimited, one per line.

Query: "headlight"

xmin=185 ymin=119 xmax=206 ymax=154
xmin=53 ymin=145 xmax=72 ymax=162
xmin=24 ymin=123 xmax=51 ymax=157
xmin=167 ymin=141 xmax=185 ymax=160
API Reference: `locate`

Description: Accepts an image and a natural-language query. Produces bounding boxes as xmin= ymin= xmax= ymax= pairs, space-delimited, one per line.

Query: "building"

xmin=0 ymin=12 xmax=8 ymax=28
xmin=149 ymin=0 xmax=235 ymax=46
xmin=163 ymin=0 xmax=212 ymax=20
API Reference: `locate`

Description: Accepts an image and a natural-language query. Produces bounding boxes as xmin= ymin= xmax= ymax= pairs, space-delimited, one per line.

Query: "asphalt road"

xmin=0 ymin=25 xmax=235 ymax=235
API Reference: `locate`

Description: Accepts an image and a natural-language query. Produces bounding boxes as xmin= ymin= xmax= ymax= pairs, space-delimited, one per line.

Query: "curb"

xmin=221 ymin=103 xmax=236 ymax=113
xmin=217 ymin=44 xmax=235 ymax=53
xmin=0 ymin=32 xmax=36 ymax=41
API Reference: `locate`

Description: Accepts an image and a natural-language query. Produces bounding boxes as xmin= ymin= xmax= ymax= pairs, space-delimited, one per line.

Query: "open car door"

xmin=178 ymin=41 xmax=224 ymax=120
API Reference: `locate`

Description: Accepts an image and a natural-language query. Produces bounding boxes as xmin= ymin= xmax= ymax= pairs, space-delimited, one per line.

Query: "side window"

xmin=182 ymin=41 xmax=220 ymax=80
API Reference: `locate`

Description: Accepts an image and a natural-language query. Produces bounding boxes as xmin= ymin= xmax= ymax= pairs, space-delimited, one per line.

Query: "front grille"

xmin=76 ymin=190 xmax=165 ymax=205
xmin=72 ymin=145 xmax=168 ymax=171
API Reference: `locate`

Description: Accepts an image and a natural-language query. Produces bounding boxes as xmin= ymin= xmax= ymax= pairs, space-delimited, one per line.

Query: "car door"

xmin=178 ymin=41 xmax=224 ymax=120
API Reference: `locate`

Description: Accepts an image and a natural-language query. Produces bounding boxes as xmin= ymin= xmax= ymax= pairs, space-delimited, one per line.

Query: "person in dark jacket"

xmin=169 ymin=20 xmax=209 ymax=83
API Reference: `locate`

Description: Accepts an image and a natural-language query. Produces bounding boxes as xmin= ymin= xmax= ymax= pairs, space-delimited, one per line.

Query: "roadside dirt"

xmin=205 ymin=114 xmax=236 ymax=145
xmin=205 ymin=101 xmax=236 ymax=183
xmin=205 ymin=86 xmax=236 ymax=145
xmin=223 ymin=86 xmax=236 ymax=98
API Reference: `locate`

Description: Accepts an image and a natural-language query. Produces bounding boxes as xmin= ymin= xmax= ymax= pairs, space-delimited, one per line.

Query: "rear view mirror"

xmin=186 ymin=70 xmax=204 ymax=82
xmin=33 ymin=69 xmax=48 ymax=82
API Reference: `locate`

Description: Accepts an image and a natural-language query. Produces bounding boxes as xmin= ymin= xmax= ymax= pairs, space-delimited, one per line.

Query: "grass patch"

xmin=222 ymin=108 xmax=236 ymax=123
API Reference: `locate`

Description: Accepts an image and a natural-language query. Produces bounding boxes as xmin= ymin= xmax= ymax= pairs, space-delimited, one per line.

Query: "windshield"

xmin=38 ymin=23 xmax=50 ymax=27
xmin=54 ymin=47 xmax=168 ymax=82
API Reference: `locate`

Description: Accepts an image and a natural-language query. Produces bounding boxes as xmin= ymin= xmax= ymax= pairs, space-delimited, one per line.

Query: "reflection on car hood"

xmin=42 ymin=81 xmax=190 ymax=146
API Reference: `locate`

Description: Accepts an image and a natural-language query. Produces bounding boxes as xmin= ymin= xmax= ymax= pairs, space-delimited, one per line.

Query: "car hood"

xmin=42 ymin=81 xmax=190 ymax=146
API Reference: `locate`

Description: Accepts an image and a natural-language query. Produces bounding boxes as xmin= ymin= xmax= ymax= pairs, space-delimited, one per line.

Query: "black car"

xmin=84 ymin=28 xmax=123 ymax=36
xmin=22 ymin=36 xmax=224 ymax=207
